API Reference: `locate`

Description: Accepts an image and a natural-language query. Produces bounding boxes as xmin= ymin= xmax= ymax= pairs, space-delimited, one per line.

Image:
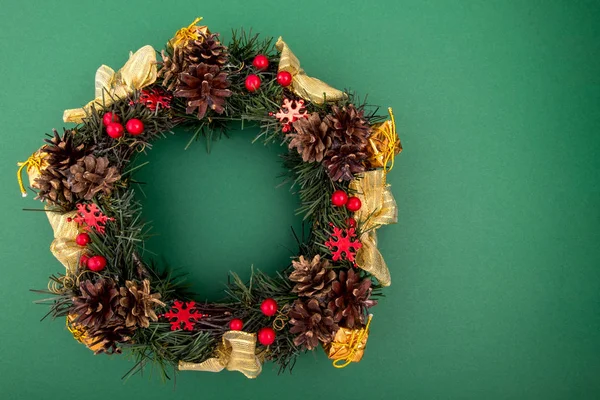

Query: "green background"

xmin=1 ymin=0 xmax=599 ymax=399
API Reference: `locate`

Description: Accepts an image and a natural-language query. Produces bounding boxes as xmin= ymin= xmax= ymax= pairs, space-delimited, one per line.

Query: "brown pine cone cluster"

xmin=34 ymin=130 xmax=120 ymax=207
xmin=70 ymin=278 xmax=163 ymax=354
xmin=327 ymin=268 xmax=377 ymax=329
xmin=288 ymin=104 xmax=372 ymax=181
xmin=158 ymin=32 xmax=231 ymax=120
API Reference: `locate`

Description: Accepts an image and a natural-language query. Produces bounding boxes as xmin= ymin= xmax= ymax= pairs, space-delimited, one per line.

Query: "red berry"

xmin=331 ymin=190 xmax=348 ymax=207
xmin=260 ymin=298 xmax=278 ymax=317
xmin=346 ymin=217 xmax=357 ymax=228
xmin=106 ymin=122 xmax=124 ymax=139
xmin=87 ymin=255 xmax=107 ymax=272
xmin=229 ymin=318 xmax=244 ymax=331
xmin=276 ymin=71 xmax=293 ymax=87
xmin=252 ymin=54 xmax=269 ymax=71
xmin=346 ymin=196 xmax=362 ymax=212
xmin=125 ymin=118 xmax=144 ymax=135
xmin=75 ymin=232 xmax=91 ymax=246
xmin=257 ymin=327 xmax=276 ymax=346
xmin=245 ymin=74 xmax=261 ymax=92
xmin=79 ymin=254 xmax=89 ymax=266
xmin=102 ymin=112 xmax=120 ymax=126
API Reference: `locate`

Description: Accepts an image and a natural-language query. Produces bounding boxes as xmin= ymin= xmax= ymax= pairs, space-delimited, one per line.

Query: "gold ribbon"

xmin=17 ymin=150 xmax=48 ymax=196
xmin=367 ymin=107 xmax=402 ymax=171
xmin=275 ymin=37 xmax=347 ymax=105
xmin=168 ymin=17 xmax=210 ymax=49
xmin=349 ymin=170 xmax=398 ymax=286
xmin=327 ymin=314 xmax=372 ymax=368
xmin=46 ymin=208 xmax=82 ymax=274
xmin=178 ymin=331 xmax=263 ymax=379
xmin=63 ymin=45 xmax=158 ymax=123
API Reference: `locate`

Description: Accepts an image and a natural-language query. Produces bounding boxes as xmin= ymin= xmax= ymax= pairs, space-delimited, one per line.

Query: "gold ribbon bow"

xmin=327 ymin=314 xmax=372 ymax=368
xmin=275 ymin=37 xmax=347 ymax=105
xmin=63 ymin=45 xmax=158 ymax=123
xmin=349 ymin=170 xmax=398 ymax=286
xmin=17 ymin=150 xmax=48 ymax=196
xmin=367 ymin=107 xmax=402 ymax=171
xmin=178 ymin=331 xmax=263 ymax=379
xmin=46 ymin=209 xmax=82 ymax=274
xmin=169 ymin=17 xmax=210 ymax=49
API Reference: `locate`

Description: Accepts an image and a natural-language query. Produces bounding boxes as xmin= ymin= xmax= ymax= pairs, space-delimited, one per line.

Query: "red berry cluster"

xmin=331 ymin=190 xmax=362 ymax=212
xmin=75 ymin=232 xmax=108 ymax=272
xmin=244 ymin=54 xmax=293 ymax=93
xmin=102 ymin=112 xmax=145 ymax=139
xmin=228 ymin=297 xmax=278 ymax=346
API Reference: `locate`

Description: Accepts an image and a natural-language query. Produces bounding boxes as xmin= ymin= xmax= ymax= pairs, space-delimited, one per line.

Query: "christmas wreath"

xmin=19 ymin=17 xmax=402 ymax=380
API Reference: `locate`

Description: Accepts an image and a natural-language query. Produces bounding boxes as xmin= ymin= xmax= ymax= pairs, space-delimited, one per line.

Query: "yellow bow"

xmin=367 ymin=107 xmax=402 ymax=172
xmin=327 ymin=314 xmax=372 ymax=368
xmin=275 ymin=37 xmax=347 ymax=105
xmin=63 ymin=45 xmax=158 ymax=123
xmin=46 ymin=208 xmax=83 ymax=274
xmin=168 ymin=17 xmax=210 ymax=49
xmin=17 ymin=150 xmax=48 ymax=197
xmin=178 ymin=331 xmax=263 ymax=379
xmin=349 ymin=170 xmax=398 ymax=286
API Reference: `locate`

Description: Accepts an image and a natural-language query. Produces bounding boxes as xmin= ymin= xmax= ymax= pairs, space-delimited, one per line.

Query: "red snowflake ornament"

xmin=325 ymin=224 xmax=363 ymax=263
xmin=162 ymin=300 xmax=206 ymax=331
xmin=68 ymin=203 xmax=114 ymax=234
xmin=131 ymin=87 xmax=173 ymax=111
xmin=274 ymin=98 xmax=308 ymax=132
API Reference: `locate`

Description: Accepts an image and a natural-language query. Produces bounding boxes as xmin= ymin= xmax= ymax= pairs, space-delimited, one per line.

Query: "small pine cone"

xmin=43 ymin=128 xmax=88 ymax=169
xmin=174 ymin=63 xmax=232 ymax=120
xmin=289 ymin=255 xmax=336 ymax=300
xmin=67 ymin=155 xmax=120 ymax=201
xmin=327 ymin=269 xmax=377 ymax=329
xmin=324 ymin=104 xmax=372 ymax=147
xmin=71 ymin=279 xmax=120 ymax=331
xmin=323 ymin=143 xmax=367 ymax=182
xmin=288 ymin=113 xmax=332 ymax=163
xmin=118 ymin=279 xmax=164 ymax=329
xmin=87 ymin=319 xmax=134 ymax=354
xmin=159 ymin=47 xmax=188 ymax=92
xmin=34 ymin=166 xmax=74 ymax=206
xmin=289 ymin=298 xmax=339 ymax=350
xmin=184 ymin=33 xmax=228 ymax=66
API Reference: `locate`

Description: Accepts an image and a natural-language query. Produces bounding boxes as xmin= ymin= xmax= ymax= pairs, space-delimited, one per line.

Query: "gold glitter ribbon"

xmin=63 ymin=45 xmax=158 ymax=123
xmin=178 ymin=331 xmax=263 ymax=379
xmin=275 ymin=37 xmax=347 ymax=105
xmin=168 ymin=17 xmax=210 ymax=49
xmin=327 ymin=314 xmax=372 ymax=368
xmin=349 ymin=170 xmax=398 ymax=286
xmin=66 ymin=314 xmax=104 ymax=354
xmin=46 ymin=209 xmax=82 ymax=274
xmin=367 ymin=107 xmax=402 ymax=171
xmin=16 ymin=150 xmax=48 ymax=196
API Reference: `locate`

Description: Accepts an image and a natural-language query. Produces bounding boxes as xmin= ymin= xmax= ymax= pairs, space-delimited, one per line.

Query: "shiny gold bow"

xmin=349 ymin=170 xmax=398 ymax=286
xmin=327 ymin=314 xmax=372 ymax=368
xmin=46 ymin=208 xmax=82 ymax=274
xmin=178 ymin=331 xmax=263 ymax=379
xmin=17 ymin=150 xmax=48 ymax=196
xmin=275 ymin=37 xmax=347 ymax=105
xmin=367 ymin=107 xmax=402 ymax=171
xmin=168 ymin=17 xmax=210 ymax=49
xmin=63 ymin=45 xmax=158 ymax=123
xmin=67 ymin=314 xmax=105 ymax=354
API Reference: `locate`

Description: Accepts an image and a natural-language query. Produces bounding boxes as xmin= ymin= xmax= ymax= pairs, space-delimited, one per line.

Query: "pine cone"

xmin=323 ymin=143 xmax=367 ymax=182
xmin=71 ymin=279 xmax=120 ymax=331
xmin=327 ymin=269 xmax=377 ymax=329
xmin=184 ymin=33 xmax=228 ymax=66
xmin=174 ymin=63 xmax=232 ymax=120
xmin=289 ymin=255 xmax=336 ymax=300
xmin=118 ymin=279 xmax=164 ymax=329
xmin=288 ymin=113 xmax=332 ymax=163
xmin=87 ymin=320 xmax=133 ymax=354
xmin=159 ymin=47 xmax=188 ymax=92
xmin=67 ymin=155 xmax=120 ymax=201
xmin=43 ymin=128 xmax=88 ymax=169
xmin=324 ymin=104 xmax=371 ymax=147
xmin=34 ymin=166 xmax=74 ymax=206
xmin=289 ymin=298 xmax=339 ymax=350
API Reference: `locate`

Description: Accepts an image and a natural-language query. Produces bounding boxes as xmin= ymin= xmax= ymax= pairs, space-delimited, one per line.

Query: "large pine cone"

xmin=67 ymin=155 xmax=120 ymax=201
xmin=44 ymin=128 xmax=88 ymax=169
xmin=323 ymin=143 xmax=367 ymax=182
xmin=174 ymin=63 xmax=232 ymax=120
xmin=324 ymin=104 xmax=371 ymax=147
xmin=34 ymin=166 xmax=74 ymax=206
xmin=118 ymin=279 xmax=164 ymax=329
xmin=327 ymin=269 xmax=377 ymax=329
xmin=71 ymin=279 xmax=120 ymax=331
xmin=159 ymin=47 xmax=188 ymax=92
xmin=184 ymin=33 xmax=228 ymax=66
xmin=289 ymin=298 xmax=339 ymax=350
xmin=87 ymin=320 xmax=133 ymax=354
xmin=289 ymin=255 xmax=336 ymax=300
xmin=288 ymin=113 xmax=332 ymax=163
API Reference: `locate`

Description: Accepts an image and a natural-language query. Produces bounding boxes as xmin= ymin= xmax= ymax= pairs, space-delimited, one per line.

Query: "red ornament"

xmin=245 ymin=74 xmax=261 ymax=92
xmin=138 ymin=87 xmax=172 ymax=111
xmin=162 ymin=300 xmax=206 ymax=331
xmin=68 ymin=203 xmax=115 ymax=234
xmin=346 ymin=196 xmax=362 ymax=212
xmin=87 ymin=255 xmax=107 ymax=272
xmin=331 ymin=190 xmax=348 ymax=207
xmin=229 ymin=318 xmax=244 ymax=331
xmin=79 ymin=254 xmax=89 ymax=266
xmin=274 ymin=98 xmax=308 ymax=132
xmin=252 ymin=54 xmax=269 ymax=71
xmin=102 ymin=112 xmax=120 ymax=126
xmin=257 ymin=327 xmax=276 ymax=346
xmin=125 ymin=119 xmax=144 ymax=135
xmin=260 ymin=298 xmax=278 ymax=317
xmin=106 ymin=122 xmax=124 ymax=139
xmin=75 ymin=232 xmax=91 ymax=246
xmin=325 ymin=224 xmax=363 ymax=262
xmin=276 ymin=71 xmax=293 ymax=87
xmin=346 ymin=217 xmax=357 ymax=228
